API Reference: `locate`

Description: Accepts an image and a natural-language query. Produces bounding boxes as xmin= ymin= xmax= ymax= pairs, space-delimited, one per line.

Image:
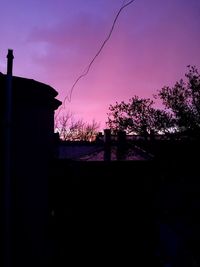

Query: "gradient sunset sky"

xmin=1 ymin=0 xmax=200 ymax=130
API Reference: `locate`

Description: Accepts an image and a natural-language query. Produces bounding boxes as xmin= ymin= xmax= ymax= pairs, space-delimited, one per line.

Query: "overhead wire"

xmin=55 ymin=0 xmax=135 ymax=119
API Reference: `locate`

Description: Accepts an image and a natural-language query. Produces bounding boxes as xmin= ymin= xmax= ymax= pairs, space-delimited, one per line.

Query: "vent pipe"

xmin=7 ymin=49 xmax=14 ymax=75
xmin=4 ymin=49 xmax=14 ymax=267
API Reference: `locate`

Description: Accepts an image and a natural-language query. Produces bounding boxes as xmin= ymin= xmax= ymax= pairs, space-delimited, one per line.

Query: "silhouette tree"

xmin=107 ymin=96 xmax=173 ymax=136
xmin=55 ymin=113 xmax=72 ymax=140
xmin=55 ymin=114 xmax=100 ymax=141
xmin=158 ymin=66 xmax=200 ymax=137
xmin=84 ymin=120 xmax=100 ymax=142
xmin=107 ymin=66 xmax=200 ymax=139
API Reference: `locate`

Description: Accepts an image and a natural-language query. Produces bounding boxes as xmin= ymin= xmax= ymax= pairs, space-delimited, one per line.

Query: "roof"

xmin=58 ymin=142 xmax=153 ymax=161
xmin=0 ymin=72 xmax=62 ymax=109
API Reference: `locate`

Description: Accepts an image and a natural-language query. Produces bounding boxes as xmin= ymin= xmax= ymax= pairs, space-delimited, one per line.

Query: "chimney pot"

xmin=7 ymin=49 xmax=14 ymax=76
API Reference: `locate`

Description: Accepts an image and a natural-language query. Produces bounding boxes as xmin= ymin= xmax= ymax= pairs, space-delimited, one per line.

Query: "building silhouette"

xmin=1 ymin=50 xmax=61 ymax=267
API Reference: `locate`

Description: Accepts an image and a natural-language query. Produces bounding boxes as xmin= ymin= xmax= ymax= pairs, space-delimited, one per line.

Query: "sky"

xmin=0 ymin=0 xmax=200 ymax=130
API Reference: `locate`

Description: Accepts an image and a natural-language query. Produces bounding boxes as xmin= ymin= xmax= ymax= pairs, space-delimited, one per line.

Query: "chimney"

xmin=7 ymin=49 xmax=14 ymax=76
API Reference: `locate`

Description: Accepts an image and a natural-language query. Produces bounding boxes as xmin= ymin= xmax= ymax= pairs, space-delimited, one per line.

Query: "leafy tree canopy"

xmin=107 ymin=66 xmax=200 ymax=138
xmin=158 ymin=65 xmax=200 ymax=135
xmin=107 ymin=96 xmax=173 ymax=135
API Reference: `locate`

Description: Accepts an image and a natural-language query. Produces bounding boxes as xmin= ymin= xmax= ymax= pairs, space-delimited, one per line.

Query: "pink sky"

xmin=1 ymin=0 xmax=200 ymax=130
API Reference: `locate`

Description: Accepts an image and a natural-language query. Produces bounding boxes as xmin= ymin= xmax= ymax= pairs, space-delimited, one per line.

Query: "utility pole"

xmin=4 ymin=49 xmax=14 ymax=267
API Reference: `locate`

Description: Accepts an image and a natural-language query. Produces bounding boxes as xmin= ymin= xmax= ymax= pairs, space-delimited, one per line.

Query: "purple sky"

xmin=1 ymin=0 xmax=200 ymax=130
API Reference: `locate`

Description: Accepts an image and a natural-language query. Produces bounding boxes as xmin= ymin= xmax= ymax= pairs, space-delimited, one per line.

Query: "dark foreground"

xmin=49 ymin=157 xmax=200 ymax=267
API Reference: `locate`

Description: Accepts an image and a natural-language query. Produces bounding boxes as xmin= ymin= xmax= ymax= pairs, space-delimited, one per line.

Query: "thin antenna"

xmin=55 ymin=0 xmax=135 ymax=119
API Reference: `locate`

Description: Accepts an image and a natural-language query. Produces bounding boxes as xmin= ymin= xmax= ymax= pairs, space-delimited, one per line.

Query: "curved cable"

xmin=55 ymin=0 xmax=135 ymax=119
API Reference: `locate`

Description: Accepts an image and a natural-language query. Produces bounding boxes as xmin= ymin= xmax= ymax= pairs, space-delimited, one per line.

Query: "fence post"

xmin=104 ymin=129 xmax=111 ymax=161
xmin=117 ymin=130 xmax=127 ymax=160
